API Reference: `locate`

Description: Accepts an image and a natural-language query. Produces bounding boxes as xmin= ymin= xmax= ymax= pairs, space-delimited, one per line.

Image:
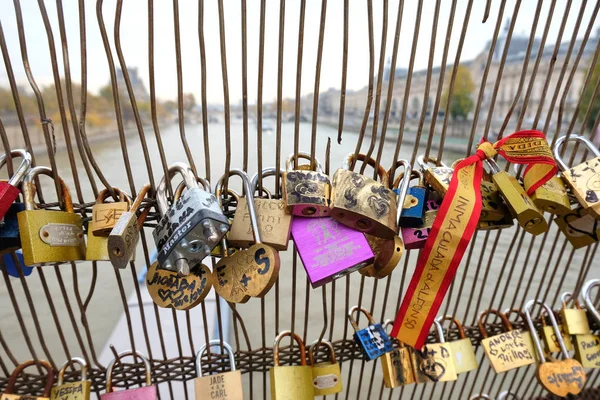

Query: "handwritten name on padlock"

xmin=537 ymin=359 xmax=586 ymax=397
xmin=483 ymin=330 xmax=535 ymax=372
xmin=146 ymin=261 xmax=211 ymax=310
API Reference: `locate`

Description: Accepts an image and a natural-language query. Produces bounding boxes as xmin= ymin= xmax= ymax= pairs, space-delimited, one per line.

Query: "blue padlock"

xmin=349 ymin=306 xmax=393 ymax=361
xmin=1 ymin=250 xmax=33 ymax=278
xmin=0 ymin=202 xmax=25 ymax=254
xmin=398 ymin=170 xmax=427 ymax=227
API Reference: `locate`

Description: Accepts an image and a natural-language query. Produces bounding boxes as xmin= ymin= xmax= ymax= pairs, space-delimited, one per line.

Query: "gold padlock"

xmin=309 ymin=340 xmax=342 ymax=396
xmin=194 ymin=340 xmax=243 ymax=399
xmin=576 ymin=280 xmax=600 ymax=368
xmin=503 ymin=308 xmax=540 ymax=363
xmin=18 ymin=167 xmax=86 ymax=267
xmin=416 ymin=155 xmax=453 ymax=196
xmin=479 ymin=309 xmax=535 ymax=373
xmin=560 ymin=292 xmax=591 ymax=335
xmin=410 ymin=320 xmax=457 ymax=382
xmin=282 ymin=152 xmax=330 ymax=217
xmin=2 ymin=360 xmax=54 ymax=400
xmin=485 ymin=158 xmax=548 ymax=235
xmin=554 ymin=134 xmax=600 ymax=218
xmin=270 ymin=331 xmax=314 ymax=400
xmin=436 ymin=315 xmax=478 ymax=374
xmin=380 ymin=320 xmax=415 ymax=388
xmin=528 ymin=175 xmax=571 ymax=216
xmin=477 ymin=213 xmax=514 ymax=231
xmin=540 ymin=308 xmax=573 ymax=353
xmin=50 ymin=357 xmax=91 ymax=400
xmin=554 ymin=206 xmax=600 ymax=249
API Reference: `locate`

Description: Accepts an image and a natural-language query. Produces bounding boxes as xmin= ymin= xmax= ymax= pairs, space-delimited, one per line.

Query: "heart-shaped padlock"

xmin=146 ymin=260 xmax=212 ymax=310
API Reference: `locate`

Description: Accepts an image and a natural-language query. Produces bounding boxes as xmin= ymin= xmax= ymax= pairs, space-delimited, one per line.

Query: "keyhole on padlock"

xmin=356 ymin=219 xmax=372 ymax=230
xmin=525 ymin=217 xmax=542 ymax=228
xmin=303 ymin=206 xmax=317 ymax=216
xmin=113 ymin=247 xmax=123 ymax=257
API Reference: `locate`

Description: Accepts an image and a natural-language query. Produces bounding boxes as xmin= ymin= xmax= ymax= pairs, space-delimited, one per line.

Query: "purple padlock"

xmin=291 ymin=217 xmax=374 ymax=288
xmin=401 ymin=196 xmax=441 ymax=250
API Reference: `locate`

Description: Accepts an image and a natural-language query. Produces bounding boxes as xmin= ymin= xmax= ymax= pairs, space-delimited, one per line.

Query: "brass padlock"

xmin=410 ymin=320 xmax=456 ymax=383
xmin=479 ymin=309 xmax=535 ymax=373
xmin=416 ymin=155 xmax=453 ymax=196
xmin=555 ymin=206 xmax=600 ymax=249
xmin=282 ymin=152 xmax=330 ymax=217
xmin=270 ymin=331 xmax=314 ymax=400
xmin=554 ymin=134 xmax=600 ymax=218
xmin=485 ymin=158 xmax=548 ymax=235
xmin=50 ymin=357 xmax=91 ymax=400
xmin=576 ymin=280 xmax=600 ymax=368
xmin=2 ymin=360 xmax=54 ymax=400
xmin=309 ymin=340 xmax=342 ymax=396
xmin=436 ymin=315 xmax=478 ymax=374
xmin=102 ymin=351 xmax=156 ymax=399
xmin=380 ymin=320 xmax=415 ymax=388
xmin=108 ymin=184 xmax=152 ymax=269
xmin=194 ymin=340 xmax=243 ymax=399
xmin=18 ymin=167 xmax=86 ymax=267
xmin=229 ymin=168 xmax=292 ymax=251
xmin=528 ymin=175 xmax=571 ymax=216
xmin=503 ymin=307 xmax=540 ymax=363
xmin=86 ymin=188 xmax=132 ymax=262
xmin=540 ymin=308 xmax=573 ymax=353
xmin=477 ymin=214 xmax=514 ymax=231
xmin=560 ymin=292 xmax=590 ymax=335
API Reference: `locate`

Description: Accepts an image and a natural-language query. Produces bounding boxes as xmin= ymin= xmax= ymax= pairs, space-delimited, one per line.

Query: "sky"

xmin=1 ymin=0 xmax=599 ymax=106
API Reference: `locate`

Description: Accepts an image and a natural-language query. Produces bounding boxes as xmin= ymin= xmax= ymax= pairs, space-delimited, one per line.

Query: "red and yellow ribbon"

xmin=391 ymin=130 xmax=556 ymax=349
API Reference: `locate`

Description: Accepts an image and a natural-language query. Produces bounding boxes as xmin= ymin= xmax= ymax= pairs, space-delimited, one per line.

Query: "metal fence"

xmin=1 ymin=0 xmax=600 ymax=399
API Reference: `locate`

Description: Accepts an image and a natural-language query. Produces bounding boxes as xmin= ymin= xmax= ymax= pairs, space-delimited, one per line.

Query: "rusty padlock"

xmin=270 ymin=331 xmax=314 ymax=400
xmin=2 ymin=360 xmax=54 ymax=400
xmin=309 ymin=340 xmax=342 ymax=396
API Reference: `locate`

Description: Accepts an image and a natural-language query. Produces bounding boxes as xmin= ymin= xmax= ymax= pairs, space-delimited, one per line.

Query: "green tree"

xmin=580 ymin=54 xmax=600 ymax=131
xmin=442 ymin=64 xmax=475 ymax=120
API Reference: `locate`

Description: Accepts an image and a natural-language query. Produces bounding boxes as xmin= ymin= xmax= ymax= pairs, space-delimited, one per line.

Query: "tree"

xmin=580 ymin=54 xmax=600 ymax=132
xmin=442 ymin=64 xmax=475 ymax=120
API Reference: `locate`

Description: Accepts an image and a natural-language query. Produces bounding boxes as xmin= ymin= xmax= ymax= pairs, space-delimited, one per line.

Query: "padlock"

xmin=194 ymin=340 xmax=243 ymax=399
xmin=1 ymin=250 xmax=33 ymax=278
xmin=330 ymin=153 xmax=397 ymax=239
xmin=1 ymin=360 xmax=54 ymax=400
xmin=86 ymin=188 xmax=132 ymax=262
xmin=282 ymin=152 xmax=330 ymax=217
xmin=554 ymin=134 xmax=600 ymax=218
xmin=416 ymin=155 xmax=453 ymax=196
xmin=477 ymin=213 xmax=514 ymax=230
xmin=583 ymin=278 xmax=600 ymax=326
xmin=560 ymin=292 xmax=590 ymax=335
xmin=348 ymin=306 xmax=393 ymax=361
xmin=50 ymin=357 xmax=91 ymax=400
xmin=213 ymin=170 xmax=280 ymax=300
xmin=395 ymin=170 xmax=427 ymax=227
xmin=309 ymin=340 xmax=342 ymax=395
xmin=401 ymin=192 xmax=441 ymax=249
xmin=497 ymin=392 xmax=520 ymax=400
xmin=108 ymin=184 xmax=152 ymax=269
xmin=503 ymin=307 xmax=540 ymax=363
xmin=409 ymin=320 xmax=456 ymax=383
xmin=575 ymin=280 xmax=600 ymax=368
xmin=153 ymin=162 xmax=229 ymax=276
xmin=380 ymin=320 xmax=415 ymax=388
xmin=485 ymin=158 xmax=547 ymax=235
xmin=436 ymin=315 xmax=478 ymax=374
xmin=555 ymin=206 xmax=600 ymax=249
xmin=229 ymin=168 xmax=292 ymax=251
xmin=0 ymin=200 xmax=25 ymax=255
xmin=0 ymin=149 xmax=31 ymax=220
xmin=270 ymin=331 xmax=314 ymax=400
xmin=524 ymin=299 xmax=586 ymax=397
xmin=540 ymin=308 xmax=573 ymax=353
xmin=101 ymin=351 xmax=156 ymax=399
xmin=18 ymin=167 xmax=86 ymax=267
xmin=528 ymin=175 xmax=571 ymax=216
xmin=479 ymin=309 xmax=535 ymax=373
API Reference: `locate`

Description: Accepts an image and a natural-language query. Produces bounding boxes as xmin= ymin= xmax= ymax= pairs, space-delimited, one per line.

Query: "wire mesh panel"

xmin=0 ymin=0 xmax=599 ymax=399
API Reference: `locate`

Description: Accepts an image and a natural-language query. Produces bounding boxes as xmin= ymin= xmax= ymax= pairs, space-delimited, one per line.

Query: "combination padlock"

xmin=554 ymin=134 xmax=600 ymax=218
xmin=540 ymin=308 xmax=572 ymax=353
xmin=309 ymin=340 xmax=342 ymax=396
xmin=282 ymin=152 xmax=330 ymax=217
xmin=348 ymin=306 xmax=393 ymax=361
xmin=50 ymin=357 xmax=91 ymax=400
xmin=330 ymin=153 xmax=397 ymax=239
xmin=18 ymin=167 xmax=86 ymax=267
xmin=101 ymin=351 xmax=156 ymax=399
xmin=381 ymin=320 xmax=415 ymax=388
xmin=270 ymin=331 xmax=314 ymax=400
xmin=416 ymin=155 xmax=453 ymax=196
xmin=436 ymin=315 xmax=478 ymax=374
xmin=194 ymin=340 xmax=243 ymax=400
xmin=2 ymin=360 xmax=54 ymax=400
xmin=555 ymin=206 xmax=600 ymax=249
xmin=560 ymin=292 xmax=590 ymax=335
xmin=0 ymin=149 xmax=31 ymax=220
xmin=153 ymin=162 xmax=229 ymax=276
xmin=575 ymin=280 xmax=600 ymax=368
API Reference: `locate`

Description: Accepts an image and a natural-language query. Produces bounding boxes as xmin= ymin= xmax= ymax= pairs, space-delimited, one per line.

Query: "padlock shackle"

xmin=0 ymin=149 xmax=32 ymax=186
xmin=57 ymin=357 xmax=88 ymax=385
xmin=5 ymin=359 xmax=54 ymax=396
xmin=416 ymin=155 xmax=449 ymax=171
xmin=539 ymin=307 xmax=560 ymax=328
xmin=348 ymin=305 xmax=376 ymax=331
xmin=196 ymin=340 xmax=236 ymax=377
xmin=342 ymin=153 xmax=389 ymax=187
xmin=22 ymin=166 xmax=75 ymax=213
xmin=220 ymin=169 xmax=262 ymax=244
xmin=560 ymin=291 xmax=583 ymax=310
xmin=95 ymin=187 xmax=131 ymax=206
xmin=174 ymin=177 xmax=211 ymax=203
xmin=469 ymin=395 xmax=491 ymax=400
xmin=432 ymin=319 xmax=446 ymax=343
xmin=105 ymin=351 xmax=152 ymax=393
xmin=484 ymin=158 xmax=501 ymax=174
xmin=309 ymin=340 xmax=337 ymax=365
xmin=583 ymin=279 xmax=600 ymax=326
xmin=285 ymin=152 xmax=324 ymax=173
xmin=156 ymin=162 xmax=199 ymax=215
xmin=129 ymin=183 xmax=153 ymax=222
xmin=553 ymin=134 xmax=600 ymax=171
xmin=477 ymin=309 xmax=512 ymax=338
xmin=252 ymin=168 xmax=284 ymax=197
xmin=273 ymin=331 xmax=307 ymax=367
xmin=497 ymin=391 xmax=520 ymax=400
xmin=437 ymin=315 xmax=467 ymax=339
xmin=524 ymin=299 xmax=570 ymax=362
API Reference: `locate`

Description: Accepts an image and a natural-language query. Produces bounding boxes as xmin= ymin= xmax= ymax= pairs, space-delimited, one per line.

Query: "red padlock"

xmin=101 ymin=351 xmax=156 ymax=400
xmin=0 ymin=149 xmax=32 ymax=220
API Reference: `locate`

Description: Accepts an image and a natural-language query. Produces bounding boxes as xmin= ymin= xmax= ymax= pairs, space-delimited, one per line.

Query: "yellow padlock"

xmin=504 ymin=308 xmax=540 ymax=363
xmin=410 ymin=320 xmax=457 ymax=383
xmin=560 ymin=292 xmax=591 ymax=335
xmin=308 ymin=340 xmax=342 ymax=396
xmin=574 ymin=279 xmax=600 ymax=368
xmin=380 ymin=320 xmax=415 ymax=388
xmin=50 ymin=358 xmax=91 ymax=400
xmin=270 ymin=331 xmax=314 ymax=400
xmin=540 ymin=308 xmax=573 ymax=353
xmin=436 ymin=315 xmax=478 ymax=374
xmin=2 ymin=360 xmax=54 ymax=400
xmin=194 ymin=340 xmax=243 ymax=399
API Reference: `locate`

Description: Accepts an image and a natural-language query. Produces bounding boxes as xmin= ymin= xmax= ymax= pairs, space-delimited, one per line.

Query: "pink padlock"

xmin=291 ymin=217 xmax=374 ymax=288
xmin=101 ymin=351 xmax=157 ymax=400
xmin=401 ymin=195 xmax=441 ymax=250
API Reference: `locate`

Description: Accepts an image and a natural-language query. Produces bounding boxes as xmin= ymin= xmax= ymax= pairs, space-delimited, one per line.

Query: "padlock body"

xmin=481 ymin=330 xmax=535 ymax=373
xmin=0 ymin=203 xmax=25 ymax=254
xmin=561 ymin=308 xmax=590 ymax=335
xmin=562 ymin=156 xmax=600 ymax=218
xmin=2 ymin=251 xmax=33 ymax=278
xmin=554 ymin=207 xmax=600 ymax=249
xmin=492 ymin=171 xmax=547 ymax=235
xmin=423 ymin=167 xmax=453 ymax=196
xmin=449 ymin=338 xmax=478 ymax=374
xmin=282 ymin=170 xmax=330 ymax=217
xmin=108 ymin=211 xmax=140 ymax=269
xmin=361 ymin=235 xmax=403 ymax=278
xmin=147 ymin=261 xmax=212 ymax=310
xmin=50 ymin=381 xmax=91 ymax=400
xmin=410 ymin=346 xmax=456 ymax=383
xmin=353 ymin=323 xmax=394 ymax=361
xmin=86 ymin=233 xmax=135 ymax=263
xmin=17 ymin=210 xmax=85 ymax=267
xmin=381 ymin=347 xmax=415 ymax=388
xmin=542 ymin=324 xmax=573 ymax=353
xmin=479 ymin=181 xmax=510 ymax=222
xmin=270 ymin=365 xmax=314 ymax=400
xmin=153 ymin=187 xmax=229 ymax=273
xmin=100 ymin=385 xmax=156 ymax=400
xmin=399 ymin=186 xmax=427 ymax=227
xmin=401 ymin=197 xmax=440 ymax=249
xmin=0 ymin=181 xmax=21 ymax=220
xmin=477 ymin=213 xmax=514 ymax=230
xmin=520 ymin=331 xmax=540 ymax=363
xmin=330 ymin=169 xmax=398 ymax=239
xmin=573 ymin=334 xmax=600 ymax=368
xmin=291 ymin=217 xmax=374 ymax=287
xmin=229 ymin=198 xmax=292 ymax=251
xmin=311 ymin=362 xmax=342 ymax=396
xmin=89 ymin=201 xmax=129 ymax=236
xmin=529 ymin=176 xmax=571 ymax=215
xmin=2 ymin=395 xmax=49 ymax=400
xmin=194 ymin=370 xmax=243 ymax=400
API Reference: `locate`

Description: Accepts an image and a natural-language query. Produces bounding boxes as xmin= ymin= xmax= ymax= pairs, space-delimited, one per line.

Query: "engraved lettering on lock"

xmin=313 ymin=374 xmax=339 ymax=389
xmin=39 ymin=223 xmax=83 ymax=246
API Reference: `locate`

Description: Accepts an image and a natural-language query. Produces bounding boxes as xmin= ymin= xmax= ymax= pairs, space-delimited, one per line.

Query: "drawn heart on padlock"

xmin=536 ymin=359 xmax=586 ymax=397
xmin=564 ymin=210 xmax=599 ymax=240
xmin=146 ymin=261 xmax=212 ymax=310
xmin=367 ymin=195 xmax=389 ymax=219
